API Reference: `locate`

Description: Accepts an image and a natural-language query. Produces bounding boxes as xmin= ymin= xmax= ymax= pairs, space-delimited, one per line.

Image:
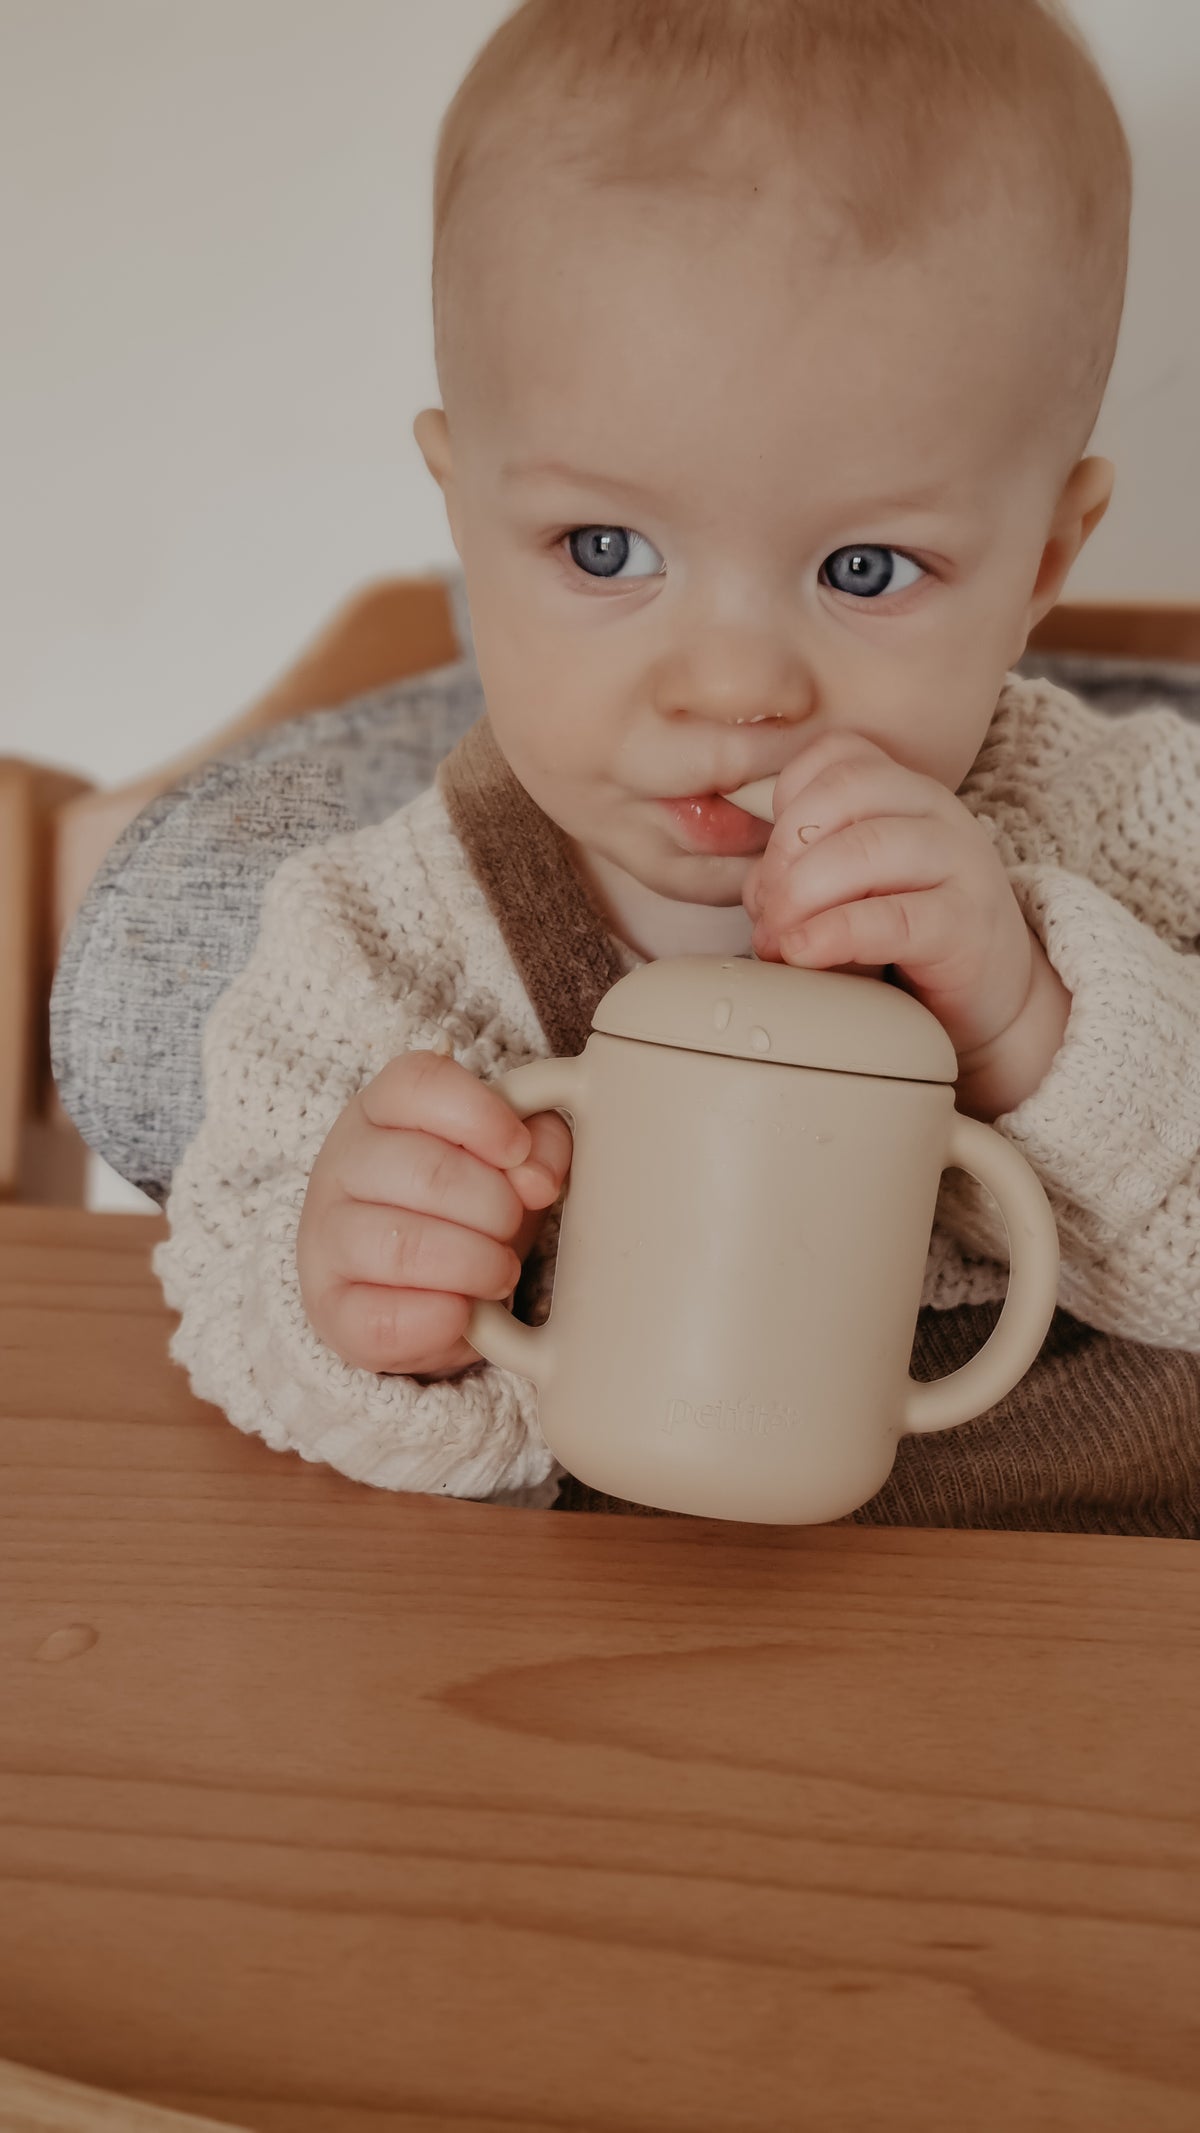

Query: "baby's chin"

xmin=626 ymin=846 xmax=754 ymax=908
xmin=658 ymin=857 xmax=753 ymax=907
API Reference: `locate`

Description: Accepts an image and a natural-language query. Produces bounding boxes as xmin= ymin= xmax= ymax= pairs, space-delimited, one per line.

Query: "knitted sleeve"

xmin=150 ymin=792 xmax=565 ymax=1507
xmin=939 ymin=679 xmax=1200 ymax=1350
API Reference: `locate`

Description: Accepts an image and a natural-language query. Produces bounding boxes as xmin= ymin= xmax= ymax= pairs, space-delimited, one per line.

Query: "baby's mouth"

xmin=656 ymin=792 xmax=773 ymax=858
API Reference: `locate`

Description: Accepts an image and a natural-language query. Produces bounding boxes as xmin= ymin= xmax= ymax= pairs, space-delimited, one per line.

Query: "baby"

xmin=153 ymin=0 xmax=1200 ymax=1527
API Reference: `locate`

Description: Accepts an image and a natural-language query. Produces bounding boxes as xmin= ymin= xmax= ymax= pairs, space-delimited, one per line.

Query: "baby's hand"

xmin=742 ymin=731 xmax=1036 ymax=1066
xmin=297 ymin=1050 xmax=573 ymax=1380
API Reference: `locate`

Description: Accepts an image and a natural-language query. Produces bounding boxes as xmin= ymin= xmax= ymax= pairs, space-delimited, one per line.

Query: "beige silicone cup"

xmin=466 ymin=1031 xmax=1059 ymax=1525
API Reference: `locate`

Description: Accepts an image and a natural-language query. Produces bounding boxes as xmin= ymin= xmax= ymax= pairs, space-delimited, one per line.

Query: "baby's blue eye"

xmin=821 ymin=546 xmax=925 ymax=598
xmin=564 ymin=530 xmax=926 ymax=597
xmin=566 ymin=527 xmax=665 ymax=581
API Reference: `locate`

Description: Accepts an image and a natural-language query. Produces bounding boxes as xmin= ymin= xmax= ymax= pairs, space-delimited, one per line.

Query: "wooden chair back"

xmin=0 ymin=575 xmax=458 ymax=1202
xmin=2 ymin=591 xmax=1197 ymax=1204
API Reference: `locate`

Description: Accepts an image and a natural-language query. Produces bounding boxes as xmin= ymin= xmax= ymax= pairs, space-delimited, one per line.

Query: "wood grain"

xmin=0 ymin=763 xmax=36 ymax=1198
xmin=0 ymin=761 xmax=95 ymax=1206
xmin=0 ymin=2055 xmax=247 ymax=2132
xmin=2 ymin=1209 xmax=1198 ymax=2132
xmin=1027 ymin=600 xmax=1200 ymax=663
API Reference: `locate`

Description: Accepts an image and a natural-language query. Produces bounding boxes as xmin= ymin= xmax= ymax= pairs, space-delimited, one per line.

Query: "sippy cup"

xmin=466 ymin=781 xmax=1060 ymax=1525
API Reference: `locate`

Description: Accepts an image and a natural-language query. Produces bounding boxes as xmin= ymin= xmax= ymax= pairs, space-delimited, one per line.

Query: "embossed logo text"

xmin=661 ymin=1396 xmax=803 ymax=1438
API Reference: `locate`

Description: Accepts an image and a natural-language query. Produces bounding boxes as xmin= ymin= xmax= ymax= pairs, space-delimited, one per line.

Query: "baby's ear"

xmin=413 ymin=407 xmax=465 ymax=555
xmin=1023 ymin=456 xmax=1116 ymax=636
xmin=413 ymin=406 xmax=453 ymax=488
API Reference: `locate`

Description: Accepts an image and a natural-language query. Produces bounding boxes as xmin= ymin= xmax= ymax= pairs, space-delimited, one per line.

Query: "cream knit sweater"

xmin=152 ymin=675 xmax=1200 ymax=1509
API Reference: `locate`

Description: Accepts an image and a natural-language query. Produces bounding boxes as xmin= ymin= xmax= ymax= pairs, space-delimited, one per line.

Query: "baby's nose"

xmin=668 ymin=626 xmax=816 ymax=728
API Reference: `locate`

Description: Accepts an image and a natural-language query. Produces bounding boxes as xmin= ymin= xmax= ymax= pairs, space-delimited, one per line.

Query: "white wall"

xmin=4 ymin=0 xmax=1197 ymax=788
xmin=1 ymin=1 xmax=1196 ymax=1207
xmin=2 ymin=0 xmax=504 ymax=790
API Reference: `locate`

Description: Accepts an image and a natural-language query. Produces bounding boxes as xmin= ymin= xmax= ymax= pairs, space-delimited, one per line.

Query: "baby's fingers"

xmin=506 ymin=1108 xmax=575 ymax=1210
xmin=361 ymin=1050 xmax=533 ymax=1172
xmin=330 ymin=1283 xmax=475 ymax=1377
xmin=326 ymin=1201 xmax=521 ymax=1302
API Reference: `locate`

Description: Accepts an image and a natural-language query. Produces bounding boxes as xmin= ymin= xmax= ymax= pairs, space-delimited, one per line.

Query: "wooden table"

xmin=2 ymin=1207 xmax=1198 ymax=2131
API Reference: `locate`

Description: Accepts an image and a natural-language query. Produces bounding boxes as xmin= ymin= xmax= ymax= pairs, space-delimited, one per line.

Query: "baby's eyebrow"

xmin=502 ymin=456 xmax=957 ymax=522
xmin=501 ymin=458 xmax=669 ymax=509
xmin=846 ymin=484 xmax=959 ymax=516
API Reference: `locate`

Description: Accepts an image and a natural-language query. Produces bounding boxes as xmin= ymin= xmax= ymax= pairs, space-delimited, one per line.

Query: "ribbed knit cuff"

xmin=227 ymin=1184 xmax=560 ymax=1500
xmin=997 ymin=863 xmax=1200 ymax=1227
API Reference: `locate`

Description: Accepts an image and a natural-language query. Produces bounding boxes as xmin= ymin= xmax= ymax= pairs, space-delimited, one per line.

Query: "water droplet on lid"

xmin=750 ymin=1027 xmax=771 ymax=1053
xmin=713 ymin=999 xmax=733 ymax=1031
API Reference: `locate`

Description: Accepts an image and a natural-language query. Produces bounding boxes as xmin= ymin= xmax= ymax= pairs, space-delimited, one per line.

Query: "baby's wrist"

xmin=954 ymin=936 xmax=1072 ymax=1123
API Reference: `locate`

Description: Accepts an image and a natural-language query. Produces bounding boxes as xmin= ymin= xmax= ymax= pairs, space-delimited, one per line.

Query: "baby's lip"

xmin=656 ymin=793 xmax=773 ymax=857
xmin=663 ymin=780 xmax=763 ymax=803
xmin=661 ymin=754 xmax=786 ymax=802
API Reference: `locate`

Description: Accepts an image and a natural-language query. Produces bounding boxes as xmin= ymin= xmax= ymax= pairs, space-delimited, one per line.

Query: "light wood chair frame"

xmin=2 ymin=588 xmax=1198 ymax=1204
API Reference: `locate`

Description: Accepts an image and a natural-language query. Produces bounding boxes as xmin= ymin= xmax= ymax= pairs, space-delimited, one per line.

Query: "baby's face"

xmin=418 ymin=163 xmax=1104 ymax=931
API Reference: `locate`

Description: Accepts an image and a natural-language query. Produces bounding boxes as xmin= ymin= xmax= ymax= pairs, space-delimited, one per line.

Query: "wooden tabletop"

xmin=2 ymin=1206 xmax=1198 ymax=2132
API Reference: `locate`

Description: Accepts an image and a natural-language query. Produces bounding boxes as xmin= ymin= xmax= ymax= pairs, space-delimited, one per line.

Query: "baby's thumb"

xmin=507 ymin=1107 xmax=574 ymax=1208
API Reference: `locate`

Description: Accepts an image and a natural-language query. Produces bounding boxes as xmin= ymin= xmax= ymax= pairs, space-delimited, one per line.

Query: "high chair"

xmin=2 ymin=584 xmax=1199 ymax=1206
xmin=0 ymin=574 xmax=459 ymax=1203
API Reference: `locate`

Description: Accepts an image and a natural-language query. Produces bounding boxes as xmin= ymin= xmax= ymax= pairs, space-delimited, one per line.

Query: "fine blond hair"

xmin=430 ymin=0 xmax=1131 ymax=444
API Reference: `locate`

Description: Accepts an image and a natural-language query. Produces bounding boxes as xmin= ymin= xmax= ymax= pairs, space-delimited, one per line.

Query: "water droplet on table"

xmin=750 ymin=1028 xmax=772 ymax=1053
xmin=713 ymin=998 xmax=733 ymax=1031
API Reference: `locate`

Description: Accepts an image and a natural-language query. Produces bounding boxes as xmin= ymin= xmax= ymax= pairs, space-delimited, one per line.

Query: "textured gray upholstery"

xmin=51 ymin=571 xmax=481 ymax=1201
xmin=50 ymin=574 xmax=1200 ymax=1204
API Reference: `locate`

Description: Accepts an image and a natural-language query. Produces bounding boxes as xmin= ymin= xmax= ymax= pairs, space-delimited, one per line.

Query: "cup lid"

xmin=591 ymin=955 xmax=959 ymax=1083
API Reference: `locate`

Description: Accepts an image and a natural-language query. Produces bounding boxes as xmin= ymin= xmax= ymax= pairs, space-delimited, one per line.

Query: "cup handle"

xmin=465 ymin=1055 xmax=585 ymax=1386
xmin=902 ymin=1109 xmax=1060 ymax=1436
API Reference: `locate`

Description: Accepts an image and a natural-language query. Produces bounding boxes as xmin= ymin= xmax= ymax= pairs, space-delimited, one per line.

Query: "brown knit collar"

xmin=436 ymin=715 xmax=633 ymax=1058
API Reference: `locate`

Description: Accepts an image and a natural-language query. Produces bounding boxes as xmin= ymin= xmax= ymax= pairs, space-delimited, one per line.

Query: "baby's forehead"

xmin=436 ymin=7 xmax=1128 ymax=469
xmin=450 ymin=170 xmax=1076 ymax=492
xmin=455 ymin=121 xmax=1071 ymax=322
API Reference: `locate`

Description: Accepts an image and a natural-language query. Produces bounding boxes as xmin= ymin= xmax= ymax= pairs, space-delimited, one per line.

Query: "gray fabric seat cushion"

xmin=50 ymin=583 xmax=1200 ymax=1205
xmin=51 ymin=572 xmax=482 ymax=1201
